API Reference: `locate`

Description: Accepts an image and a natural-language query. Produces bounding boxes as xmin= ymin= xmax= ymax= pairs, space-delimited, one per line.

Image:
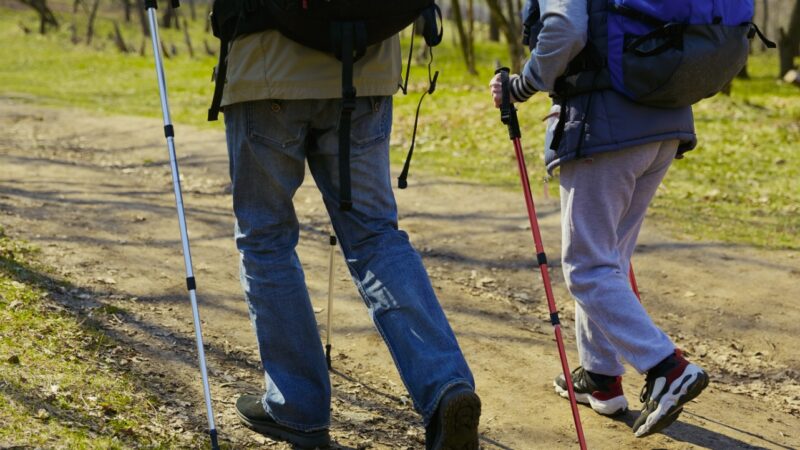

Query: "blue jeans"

xmin=224 ymin=97 xmax=474 ymax=432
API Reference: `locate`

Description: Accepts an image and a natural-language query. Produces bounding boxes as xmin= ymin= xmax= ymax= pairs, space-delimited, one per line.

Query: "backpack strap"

xmin=420 ymin=4 xmax=443 ymax=46
xmin=331 ymin=22 xmax=367 ymax=211
xmin=208 ymin=39 xmax=229 ymax=121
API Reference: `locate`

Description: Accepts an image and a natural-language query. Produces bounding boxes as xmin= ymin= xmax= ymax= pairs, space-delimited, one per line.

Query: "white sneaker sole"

xmin=553 ymin=381 xmax=629 ymax=416
xmin=634 ymin=364 xmax=708 ymax=437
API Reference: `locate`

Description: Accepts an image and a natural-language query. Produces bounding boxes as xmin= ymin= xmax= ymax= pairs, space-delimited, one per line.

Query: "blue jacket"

xmin=520 ymin=0 xmax=697 ymax=173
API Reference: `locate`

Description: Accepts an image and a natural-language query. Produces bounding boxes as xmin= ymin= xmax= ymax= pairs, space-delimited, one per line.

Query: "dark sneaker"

xmin=554 ymin=367 xmax=628 ymax=416
xmin=633 ymin=350 xmax=709 ymax=437
xmin=235 ymin=394 xmax=330 ymax=449
xmin=425 ymin=387 xmax=481 ymax=450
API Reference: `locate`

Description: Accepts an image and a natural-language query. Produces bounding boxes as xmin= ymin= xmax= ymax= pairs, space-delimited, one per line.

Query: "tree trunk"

xmin=113 ymin=21 xmax=129 ymax=52
xmin=451 ymin=0 xmax=477 ymax=74
xmin=18 ymin=0 xmax=59 ymax=34
xmin=485 ymin=0 xmax=524 ymax=72
xmin=467 ymin=0 xmax=475 ymax=70
xmin=137 ymin=0 xmax=150 ymax=37
xmin=489 ymin=14 xmax=500 ymax=41
xmin=778 ymin=0 xmax=800 ymax=77
xmin=120 ymin=0 xmax=132 ymax=22
xmin=183 ymin=18 xmax=195 ymax=58
xmin=161 ymin=3 xmax=177 ymax=29
xmin=187 ymin=0 xmax=196 ymax=21
xmin=85 ymin=0 xmax=100 ymax=44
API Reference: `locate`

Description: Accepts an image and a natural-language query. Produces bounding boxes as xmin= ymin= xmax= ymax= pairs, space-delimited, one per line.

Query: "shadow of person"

xmin=607 ymin=409 xmax=778 ymax=450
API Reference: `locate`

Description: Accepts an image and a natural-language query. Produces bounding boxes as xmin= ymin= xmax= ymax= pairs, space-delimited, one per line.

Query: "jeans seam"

xmin=344 ymin=255 xmax=473 ymax=425
xmin=344 ymin=259 xmax=424 ymax=414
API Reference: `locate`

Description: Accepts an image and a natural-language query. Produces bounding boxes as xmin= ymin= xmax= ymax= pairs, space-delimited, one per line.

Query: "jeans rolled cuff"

xmin=261 ymin=394 xmax=330 ymax=432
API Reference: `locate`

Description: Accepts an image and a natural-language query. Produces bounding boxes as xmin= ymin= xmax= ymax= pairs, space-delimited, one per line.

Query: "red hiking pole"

xmin=496 ymin=68 xmax=588 ymax=450
xmin=629 ymin=264 xmax=641 ymax=302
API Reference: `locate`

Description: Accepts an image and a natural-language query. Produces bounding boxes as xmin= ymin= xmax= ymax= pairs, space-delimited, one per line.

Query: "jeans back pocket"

xmin=246 ymin=100 xmax=304 ymax=149
xmin=348 ymin=96 xmax=392 ymax=150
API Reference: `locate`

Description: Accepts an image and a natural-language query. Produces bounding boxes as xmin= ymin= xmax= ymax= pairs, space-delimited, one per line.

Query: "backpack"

xmin=521 ymin=0 xmax=775 ymax=108
xmin=208 ymin=0 xmax=443 ymax=211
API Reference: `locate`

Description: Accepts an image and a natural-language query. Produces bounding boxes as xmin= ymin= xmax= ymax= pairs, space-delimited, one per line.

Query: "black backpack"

xmin=208 ymin=0 xmax=443 ymax=211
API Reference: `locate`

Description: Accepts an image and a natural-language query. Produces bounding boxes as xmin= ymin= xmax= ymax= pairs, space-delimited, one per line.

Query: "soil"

xmin=1 ymin=97 xmax=798 ymax=449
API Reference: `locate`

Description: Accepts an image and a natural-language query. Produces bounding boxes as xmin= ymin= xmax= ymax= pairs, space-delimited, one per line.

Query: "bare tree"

xmin=85 ymin=0 xmax=100 ymax=44
xmin=183 ymin=18 xmax=195 ymax=57
xmin=187 ymin=0 xmax=196 ymax=21
xmin=113 ymin=21 xmax=129 ymax=52
xmin=18 ymin=0 xmax=59 ymax=34
xmin=137 ymin=0 xmax=149 ymax=36
xmin=779 ymin=0 xmax=800 ymax=77
xmin=451 ymin=0 xmax=477 ymax=74
xmin=489 ymin=14 xmax=500 ymax=41
xmin=119 ymin=0 xmax=132 ymax=22
xmin=161 ymin=2 xmax=178 ymax=28
xmin=485 ymin=0 xmax=525 ymax=72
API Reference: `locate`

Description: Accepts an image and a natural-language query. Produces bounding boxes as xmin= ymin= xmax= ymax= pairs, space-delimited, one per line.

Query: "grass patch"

xmin=1 ymin=3 xmax=797 ymax=249
xmin=0 ymin=228 xmax=200 ymax=448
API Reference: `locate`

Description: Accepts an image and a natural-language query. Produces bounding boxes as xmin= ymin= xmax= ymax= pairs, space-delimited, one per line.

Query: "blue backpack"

xmin=522 ymin=0 xmax=775 ymax=107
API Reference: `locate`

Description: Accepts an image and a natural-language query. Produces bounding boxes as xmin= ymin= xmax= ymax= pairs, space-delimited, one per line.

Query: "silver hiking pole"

xmin=144 ymin=1 xmax=219 ymax=448
xmin=325 ymin=230 xmax=337 ymax=370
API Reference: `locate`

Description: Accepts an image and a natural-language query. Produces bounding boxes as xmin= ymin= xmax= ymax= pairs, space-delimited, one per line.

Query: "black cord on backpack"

xmin=399 ymin=21 xmax=416 ymax=95
xmin=398 ymin=45 xmax=438 ymax=189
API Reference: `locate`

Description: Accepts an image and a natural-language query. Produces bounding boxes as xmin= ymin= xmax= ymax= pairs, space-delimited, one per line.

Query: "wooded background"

xmin=7 ymin=0 xmax=800 ymax=80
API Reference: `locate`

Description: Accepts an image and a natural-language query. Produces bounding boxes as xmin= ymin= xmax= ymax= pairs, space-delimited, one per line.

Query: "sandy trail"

xmin=1 ymin=99 xmax=798 ymax=449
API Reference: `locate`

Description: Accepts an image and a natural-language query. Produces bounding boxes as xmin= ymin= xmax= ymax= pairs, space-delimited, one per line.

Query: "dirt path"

xmin=1 ymin=98 xmax=798 ymax=449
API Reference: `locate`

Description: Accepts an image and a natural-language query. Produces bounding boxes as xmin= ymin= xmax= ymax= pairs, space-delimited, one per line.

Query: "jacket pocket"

xmin=543 ymin=104 xmax=561 ymax=153
xmin=246 ymin=100 xmax=304 ymax=149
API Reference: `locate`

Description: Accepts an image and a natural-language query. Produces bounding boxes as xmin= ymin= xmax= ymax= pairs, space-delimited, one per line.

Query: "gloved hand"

xmin=489 ymin=72 xmax=537 ymax=107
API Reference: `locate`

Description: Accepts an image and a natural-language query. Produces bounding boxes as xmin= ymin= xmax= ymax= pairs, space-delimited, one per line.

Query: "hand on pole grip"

xmin=494 ymin=67 xmax=521 ymax=140
xmin=495 ymin=67 xmax=512 ymax=122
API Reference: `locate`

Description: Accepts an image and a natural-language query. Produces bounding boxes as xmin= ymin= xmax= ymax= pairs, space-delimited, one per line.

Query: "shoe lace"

xmin=639 ymin=375 xmax=654 ymax=403
xmin=571 ymin=367 xmax=589 ymax=390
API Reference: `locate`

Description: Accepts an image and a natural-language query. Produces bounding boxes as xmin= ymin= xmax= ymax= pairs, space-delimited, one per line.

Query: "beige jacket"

xmin=221 ymin=30 xmax=402 ymax=106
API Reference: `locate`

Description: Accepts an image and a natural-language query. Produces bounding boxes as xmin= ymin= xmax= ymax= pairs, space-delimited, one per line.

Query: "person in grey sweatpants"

xmin=490 ymin=0 xmax=709 ymax=437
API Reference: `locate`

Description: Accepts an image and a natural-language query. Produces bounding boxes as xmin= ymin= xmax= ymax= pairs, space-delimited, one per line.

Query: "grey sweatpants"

xmin=559 ymin=140 xmax=679 ymax=376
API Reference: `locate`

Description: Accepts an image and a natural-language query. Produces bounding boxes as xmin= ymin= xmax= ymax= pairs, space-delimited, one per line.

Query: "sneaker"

xmin=235 ymin=394 xmax=330 ymax=449
xmin=553 ymin=367 xmax=628 ymax=416
xmin=633 ymin=350 xmax=709 ymax=437
xmin=425 ymin=387 xmax=481 ymax=450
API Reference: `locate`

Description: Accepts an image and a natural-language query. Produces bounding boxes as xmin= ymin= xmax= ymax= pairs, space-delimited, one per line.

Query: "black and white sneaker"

xmin=235 ymin=394 xmax=330 ymax=449
xmin=554 ymin=367 xmax=628 ymax=416
xmin=633 ymin=350 xmax=709 ymax=437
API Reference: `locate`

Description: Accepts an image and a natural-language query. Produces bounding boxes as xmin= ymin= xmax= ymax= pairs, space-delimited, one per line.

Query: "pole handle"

xmin=495 ymin=67 xmax=522 ymax=139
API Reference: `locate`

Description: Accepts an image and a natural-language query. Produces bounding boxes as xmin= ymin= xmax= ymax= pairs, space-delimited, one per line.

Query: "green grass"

xmin=0 ymin=228 xmax=199 ymax=448
xmin=1 ymin=4 xmax=798 ymax=249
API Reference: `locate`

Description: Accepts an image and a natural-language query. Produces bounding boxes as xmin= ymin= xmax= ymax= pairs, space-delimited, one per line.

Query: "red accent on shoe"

xmin=592 ymin=377 xmax=624 ymax=401
xmin=664 ymin=350 xmax=690 ymax=385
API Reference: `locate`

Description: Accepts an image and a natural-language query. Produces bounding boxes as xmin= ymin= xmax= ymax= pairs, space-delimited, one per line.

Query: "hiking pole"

xmin=144 ymin=1 xmax=219 ymax=448
xmin=629 ymin=263 xmax=641 ymax=302
xmin=325 ymin=230 xmax=337 ymax=370
xmin=496 ymin=67 xmax=588 ymax=450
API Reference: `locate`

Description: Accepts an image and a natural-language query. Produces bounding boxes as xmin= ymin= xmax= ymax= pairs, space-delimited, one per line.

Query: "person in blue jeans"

xmin=221 ymin=30 xmax=480 ymax=450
